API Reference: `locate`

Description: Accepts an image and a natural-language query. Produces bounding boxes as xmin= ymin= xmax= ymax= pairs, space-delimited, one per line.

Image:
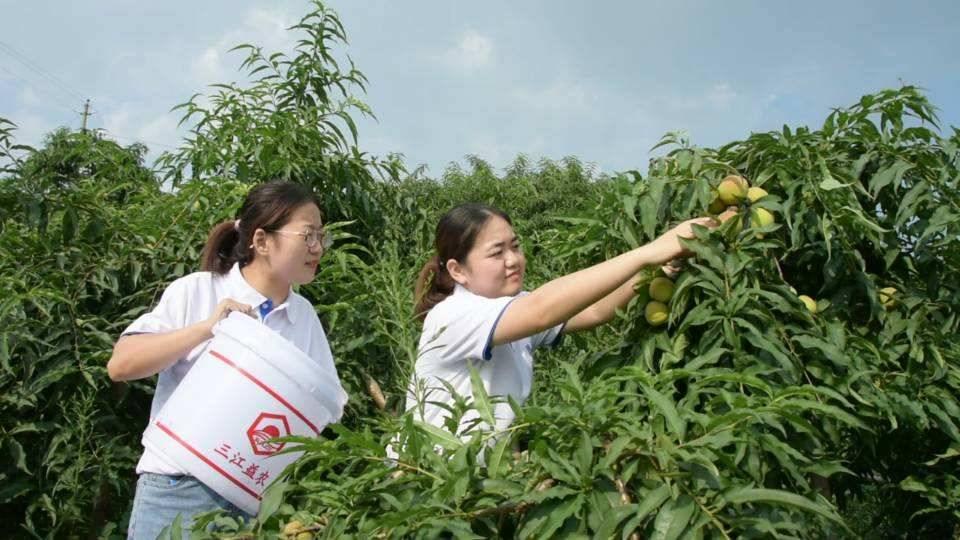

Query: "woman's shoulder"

xmin=286 ymin=290 xmax=326 ymax=328
xmin=424 ymin=287 xmax=522 ymax=326
xmin=286 ymin=289 xmax=316 ymax=313
xmin=161 ymin=269 xmax=218 ymax=297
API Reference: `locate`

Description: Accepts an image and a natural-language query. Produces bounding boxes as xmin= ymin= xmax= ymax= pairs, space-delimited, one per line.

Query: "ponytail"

xmin=200 ymin=220 xmax=252 ymax=274
xmin=414 ymin=256 xmax=456 ymax=321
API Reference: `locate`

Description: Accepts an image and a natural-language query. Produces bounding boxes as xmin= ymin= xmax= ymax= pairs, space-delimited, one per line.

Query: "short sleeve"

xmin=121 ymin=277 xmax=192 ymax=336
xmin=421 ymin=293 xmax=516 ymax=364
xmin=506 ymin=290 xmax=564 ymax=350
xmin=530 ymin=321 xmax=566 ymax=350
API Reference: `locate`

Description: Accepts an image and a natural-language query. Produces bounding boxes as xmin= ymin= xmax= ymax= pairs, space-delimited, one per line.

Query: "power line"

xmin=0 ymin=64 xmax=77 ymax=116
xmin=0 ymin=43 xmax=185 ymax=153
xmin=0 ymin=89 xmax=179 ymax=152
xmin=0 ymin=40 xmax=86 ymax=103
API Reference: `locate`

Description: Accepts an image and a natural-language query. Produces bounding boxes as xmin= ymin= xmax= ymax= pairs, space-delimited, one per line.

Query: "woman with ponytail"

xmin=403 ymin=203 xmax=714 ymax=439
xmin=108 ymin=181 xmax=347 ymax=539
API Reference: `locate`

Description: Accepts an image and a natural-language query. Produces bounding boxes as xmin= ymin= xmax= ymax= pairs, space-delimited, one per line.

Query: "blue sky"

xmin=1 ymin=1 xmax=957 ymax=176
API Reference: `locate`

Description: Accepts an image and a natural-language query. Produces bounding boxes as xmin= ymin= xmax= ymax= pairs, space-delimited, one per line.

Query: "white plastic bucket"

xmin=142 ymin=312 xmax=347 ymax=515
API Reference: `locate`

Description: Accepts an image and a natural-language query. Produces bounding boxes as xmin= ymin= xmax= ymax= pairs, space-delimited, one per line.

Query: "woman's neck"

xmin=240 ymin=261 xmax=290 ymax=306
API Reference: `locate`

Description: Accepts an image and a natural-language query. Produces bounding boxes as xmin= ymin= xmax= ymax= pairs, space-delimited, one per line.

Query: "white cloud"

xmin=440 ymin=30 xmax=494 ymax=73
xmin=102 ymin=106 xmax=132 ymax=139
xmin=512 ymin=80 xmax=597 ymax=114
xmin=706 ymin=83 xmax=736 ymax=107
xmin=243 ymin=7 xmax=297 ymax=50
xmin=96 ymin=5 xmax=302 ymax=158
xmin=137 ymin=114 xmax=179 ymax=149
xmin=191 ymin=6 xmax=299 ymax=87
xmin=99 ymin=105 xmax=179 ymax=159
xmin=526 ymin=135 xmax=547 ymax=155
xmin=6 ymin=112 xmax=49 ymax=148
xmin=466 ymin=135 xmax=507 ymax=166
xmin=192 ymin=47 xmax=228 ymax=86
xmin=666 ymin=82 xmax=738 ymax=111
xmin=17 ymin=86 xmax=44 ymax=108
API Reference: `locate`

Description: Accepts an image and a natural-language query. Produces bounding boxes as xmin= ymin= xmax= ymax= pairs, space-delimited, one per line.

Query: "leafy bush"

xmin=187 ymin=86 xmax=958 ymax=540
xmin=1 ymin=1 xmax=958 ymax=537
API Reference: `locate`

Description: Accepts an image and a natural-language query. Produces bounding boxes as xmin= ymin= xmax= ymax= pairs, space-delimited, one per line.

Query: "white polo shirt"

xmin=121 ymin=263 xmax=344 ymax=475
xmin=405 ymin=284 xmax=563 ymax=437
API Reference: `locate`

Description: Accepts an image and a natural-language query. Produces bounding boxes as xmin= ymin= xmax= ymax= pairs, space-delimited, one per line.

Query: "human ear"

xmin=251 ymin=229 xmax=270 ymax=256
xmin=446 ymin=258 xmax=468 ymax=286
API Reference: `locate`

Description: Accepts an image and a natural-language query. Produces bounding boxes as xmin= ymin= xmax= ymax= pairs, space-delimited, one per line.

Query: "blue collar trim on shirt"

xmin=226 ymin=263 xmax=298 ymax=324
xmin=258 ymin=298 xmax=274 ymax=320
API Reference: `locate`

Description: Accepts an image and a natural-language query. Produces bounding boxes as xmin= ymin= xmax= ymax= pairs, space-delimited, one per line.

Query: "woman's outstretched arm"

xmin=564 ymin=260 xmax=683 ymax=333
xmin=492 ymin=218 xmax=714 ymax=345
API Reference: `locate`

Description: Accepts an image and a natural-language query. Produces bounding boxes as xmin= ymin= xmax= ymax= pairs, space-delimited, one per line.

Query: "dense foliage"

xmin=1 ymin=2 xmax=958 ymax=538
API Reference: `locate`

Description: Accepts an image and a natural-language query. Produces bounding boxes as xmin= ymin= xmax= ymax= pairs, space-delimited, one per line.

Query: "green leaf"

xmin=919 ymin=206 xmax=959 ymax=244
xmin=599 ymin=436 xmax=634 ymax=471
xmin=868 ymin=160 xmax=912 ymax=196
xmin=620 ymin=219 xmax=640 ymax=249
xmin=681 ymin=239 xmax=724 ymax=273
xmin=841 ymin=205 xmax=890 ymax=233
xmin=819 ymin=176 xmax=847 ymax=191
xmin=416 ymin=421 xmax=464 ymax=450
xmin=924 ymin=444 xmax=960 ymax=466
xmin=622 ymin=485 xmax=672 ymax=538
xmin=160 ymin=513 xmax=184 ymax=540
xmin=62 ymin=207 xmax=78 ymax=244
xmin=0 ymin=334 xmax=9 ymax=373
xmin=818 ymin=158 xmax=847 ymax=191
xmin=575 ymin=432 xmax=593 ymax=477
xmin=725 ymin=487 xmax=843 ymax=524
xmin=782 ymin=398 xmax=867 ymax=430
xmin=517 ymin=495 xmax=583 ymax=540
xmin=7 ymin=439 xmax=30 ymax=474
xmin=469 ymin=365 xmax=497 ymax=429
xmin=595 ymin=503 xmax=640 ymax=539
xmin=257 ymin=478 xmax=287 ymax=522
xmin=641 ymin=384 xmax=687 ymax=441
xmin=486 ymin=436 xmax=510 ymax=478
xmin=651 ymin=494 xmax=696 ymax=540
xmin=899 ymin=476 xmax=929 ymax=493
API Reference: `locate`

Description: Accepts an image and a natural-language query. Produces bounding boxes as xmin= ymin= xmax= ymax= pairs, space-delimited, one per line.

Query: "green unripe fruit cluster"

xmin=706 ymin=174 xmax=777 ymax=236
xmin=747 ymin=186 xmax=768 ymax=202
xmin=282 ymin=521 xmax=317 ymax=540
xmin=750 ymin=207 xmax=775 ymax=228
xmin=717 ymin=175 xmax=749 ymax=205
xmin=283 ymin=521 xmax=305 ymax=537
xmin=643 ymin=275 xmax=675 ymax=327
xmin=708 ymin=193 xmax=726 ymax=215
xmin=649 ymin=277 xmax=675 ymax=303
xmin=696 ymin=175 xmax=831 ymax=324
xmin=645 ymin=301 xmax=669 ymax=326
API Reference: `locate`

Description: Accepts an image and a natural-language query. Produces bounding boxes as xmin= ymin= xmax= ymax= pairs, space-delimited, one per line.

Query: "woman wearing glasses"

xmin=107 ymin=181 xmax=345 ymax=539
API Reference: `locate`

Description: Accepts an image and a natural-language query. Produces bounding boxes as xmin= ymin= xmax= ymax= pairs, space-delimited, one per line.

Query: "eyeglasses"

xmin=268 ymin=228 xmax=333 ymax=250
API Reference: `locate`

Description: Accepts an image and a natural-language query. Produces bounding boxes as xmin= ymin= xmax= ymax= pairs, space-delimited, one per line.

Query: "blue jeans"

xmin=127 ymin=473 xmax=252 ymax=540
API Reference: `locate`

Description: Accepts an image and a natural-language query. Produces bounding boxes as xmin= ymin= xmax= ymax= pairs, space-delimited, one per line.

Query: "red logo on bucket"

xmin=246 ymin=413 xmax=291 ymax=456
